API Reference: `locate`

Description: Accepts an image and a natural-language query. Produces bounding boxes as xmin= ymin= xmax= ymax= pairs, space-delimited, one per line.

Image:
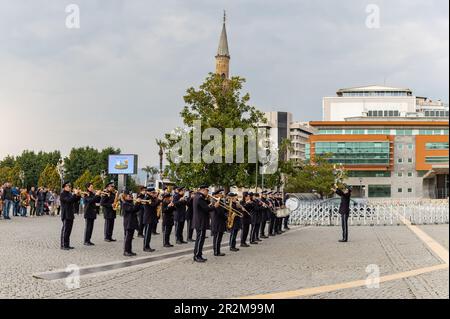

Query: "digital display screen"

xmin=108 ymin=154 xmax=138 ymax=175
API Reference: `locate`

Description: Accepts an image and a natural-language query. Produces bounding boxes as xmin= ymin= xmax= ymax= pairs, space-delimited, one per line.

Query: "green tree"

xmin=91 ymin=175 xmax=104 ymax=190
xmin=163 ymin=73 xmax=266 ymax=190
xmin=38 ymin=164 xmax=61 ymax=192
xmin=74 ymin=170 xmax=93 ymax=190
xmin=0 ymin=167 xmax=12 ymax=185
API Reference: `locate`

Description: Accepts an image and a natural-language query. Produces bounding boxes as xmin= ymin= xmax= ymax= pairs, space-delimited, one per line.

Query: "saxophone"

xmin=226 ymin=200 xmax=237 ymax=230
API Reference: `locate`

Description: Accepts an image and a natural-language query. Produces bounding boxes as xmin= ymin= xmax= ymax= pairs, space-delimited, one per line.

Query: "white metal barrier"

xmin=289 ymin=200 xmax=449 ymax=226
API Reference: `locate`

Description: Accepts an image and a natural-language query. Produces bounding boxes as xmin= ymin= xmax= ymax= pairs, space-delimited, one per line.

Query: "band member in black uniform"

xmin=162 ymin=193 xmax=176 ymax=247
xmin=259 ymin=191 xmax=270 ymax=238
xmin=282 ymin=193 xmax=290 ymax=231
xmin=185 ymin=191 xmax=195 ymax=242
xmin=173 ymin=187 xmax=188 ymax=244
xmin=60 ymin=182 xmax=81 ymax=250
xmin=122 ymin=190 xmax=142 ymax=256
xmin=332 ymin=183 xmax=352 ymax=242
xmin=268 ymin=192 xmax=277 ymax=236
xmin=142 ymin=187 xmax=159 ymax=252
xmin=100 ymin=182 xmax=117 ymax=242
xmin=136 ymin=186 xmax=146 ymax=238
xmin=192 ymin=185 xmax=218 ymax=262
xmin=240 ymin=192 xmax=254 ymax=247
xmin=83 ymin=183 xmax=101 ymax=246
xmin=151 ymin=191 xmax=163 ymax=235
xmin=274 ymin=193 xmax=284 ymax=234
xmin=210 ymin=190 xmax=227 ymax=256
xmin=250 ymin=193 xmax=263 ymax=243
xmin=228 ymin=192 xmax=241 ymax=252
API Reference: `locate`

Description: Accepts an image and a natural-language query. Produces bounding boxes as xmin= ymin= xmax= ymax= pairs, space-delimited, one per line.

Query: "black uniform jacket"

xmin=100 ymin=192 xmax=116 ymax=219
xmin=173 ymin=193 xmax=187 ymax=222
xmin=192 ymin=192 xmax=214 ymax=230
xmin=162 ymin=201 xmax=176 ymax=227
xmin=143 ymin=196 xmax=160 ymax=225
xmin=122 ymin=200 xmax=141 ymax=230
xmin=241 ymin=200 xmax=254 ymax=225
xmin=185 ymin=196 xmax=194 ymax=221
xmin=336 ymin=189 xmax=352 ymax=215
xmin=60 ymin=191 xmax=80 ymax=221
xmin=84 ymin=192 xmax=101 ymax=219
xmin=211 ymin=200 xmax=227 ymax=233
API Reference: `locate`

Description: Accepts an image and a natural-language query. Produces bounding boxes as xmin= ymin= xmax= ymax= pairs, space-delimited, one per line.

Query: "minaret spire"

xmin=215 ymin=11 xmax=230 ymax=78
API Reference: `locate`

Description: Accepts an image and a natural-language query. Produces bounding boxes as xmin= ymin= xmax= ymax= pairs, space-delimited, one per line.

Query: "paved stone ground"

xmin=0 ymin=215 xmax=448 ymax=299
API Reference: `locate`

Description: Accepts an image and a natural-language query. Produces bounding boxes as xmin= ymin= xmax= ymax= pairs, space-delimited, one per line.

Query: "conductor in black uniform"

xmin=161 ymin=193 xmax=176 ymax=247
xmin=83 ymin=183 xmax=101 ymax=246
xmin=210 ymin=190 xmax=227 ymax=256
xmin=60 ymin=182 xmax=81 ymax=250
xmin=100 ymin=182 xmax=117 ymax=242
xmin=136 ymin=186 xmax=146 ymax=238
xmin=240 ymin=192 xmax=254 ymax=247
xmin=122 ymin=190 xmax=142 ymax=256
xmin=332 ymin=183 xmax=352 ymax=242
xmin=185 ymin=191 xmax=195 ymax=242
xmin=142 ymin=187 xmax=159 ymax=252
xmin=192 ymin=185 xmax=218 ymax=262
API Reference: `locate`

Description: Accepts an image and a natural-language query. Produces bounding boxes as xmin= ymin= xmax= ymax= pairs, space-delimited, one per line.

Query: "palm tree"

xmin=155 ymin=139 xmax=167 ymax=178
xmin=142 ymin=166 xmax=159 ymax=185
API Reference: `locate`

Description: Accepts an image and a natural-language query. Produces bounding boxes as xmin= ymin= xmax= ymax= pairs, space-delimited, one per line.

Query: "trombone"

xmin=207 ymin=194 xmax=245 ymax=218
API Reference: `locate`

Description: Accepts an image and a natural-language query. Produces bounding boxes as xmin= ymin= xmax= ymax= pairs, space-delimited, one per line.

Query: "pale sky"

xmin=0 ymin=0 xmax=448 ymax=167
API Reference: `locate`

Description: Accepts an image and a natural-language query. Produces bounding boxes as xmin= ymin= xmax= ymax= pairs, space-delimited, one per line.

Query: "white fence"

xmin=289 ymin=200 xmax=449 ymax=226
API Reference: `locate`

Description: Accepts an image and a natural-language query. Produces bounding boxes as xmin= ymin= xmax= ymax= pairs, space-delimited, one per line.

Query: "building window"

xmin=408 ymin=144 xmax=414 ymax=150
xmin=426 ymin=142 xmax=449 ymax=150
xmin=398 ymin=158 xmax=403 ymax=163
xmin=397 ymin=172 xmax=403 ymax=177
xmin=408 ymin=172 xmax=413 ymax=177
xmin=398 ymin=188 xmax=403 ymax=193
xmin=368 ymin=185 xmax=391 ymax=198
xmin=408 ymin=188 xmax=413 ymax=193
xmin=425 ymin=156 xmax=449 ymax=164
xmin=408 ymin=158 xmax=413 ymax=163
xmin=397 ymin=145 xmax=403 ymax=150
xmin=347 ymin=171 xmax=391 ymax=178
xmin=314 ymin=142 xmax=390 ymax=165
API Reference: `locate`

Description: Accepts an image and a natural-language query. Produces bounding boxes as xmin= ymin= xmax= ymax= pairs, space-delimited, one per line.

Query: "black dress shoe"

xmin=176 ymin=241 xmax=182 ymax=245
xmin=152 ymin=232 xmax=160 ymax=235
xmin=188 ymin=239 xmax=195 ymax=242
xmin=67 ymin=246 xmax=75 ymax=249
xmin=110 ymin=238 xmax=117 ymax=242
xmin=260 ymin=235 xmax=268 ymax=238
xmin=164 ymin=244 xmax=174 ymax=248
xmin=240 ymin=243 xmax=250 ymax=247
xmin=84 ymin=242 xmax=94 ymax=246
xmin=144 ymin=248 xmax=155 ymax=252
xmin=230 ymin=247 xmax=239 ymax=252
xmin=256 ymin=239 xmax=262 ymax=242
xmin=193 ymin=257 xmax=206 ymax=262
xmin=339 ymin=239 xmax=348 ymax=243
xmin=124 ymin=252 xmax=133 ymax=257
xmin=61 ymin=247 xmax=70 ymax=250
xmin=137 ymin=234 xmax=144 ymax=238
xmin=181 ymin=241 xmax=188 ymax=244
xmin=250 ymin=241 xmax=258 ymax=245
xmin=215 ymin=253 xmax=225 ymax=257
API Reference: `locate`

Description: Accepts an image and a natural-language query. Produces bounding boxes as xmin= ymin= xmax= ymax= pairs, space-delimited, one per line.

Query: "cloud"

xmin=0 ymin=0 xmax=448 ymax=167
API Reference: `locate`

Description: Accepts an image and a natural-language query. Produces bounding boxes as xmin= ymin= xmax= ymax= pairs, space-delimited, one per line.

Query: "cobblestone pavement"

xmin=0 ymin=215 xmax=448 ymax=299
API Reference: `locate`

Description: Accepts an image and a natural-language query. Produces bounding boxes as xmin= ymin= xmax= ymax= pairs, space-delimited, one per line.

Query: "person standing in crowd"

xmin=210 ymin=190 xmax=227 ymax=257
xmin=36 ymin=187 xmax=47 ymax=216
xmin=173 ymin=187 xmax=188 ymax=245
xmin=2 ymin=182 xmax=13 ymax=220
xmin=12 ymin=186 xmax=20 ymax=217
xmin=161 ymin=193 xmax=176 ymax=248
xmin=259 ymin=191 xmax=270 ymax=239
xmin=185 ymin=191 xmax=195 ymax=242
xmin=228 ymin=192 xmax=241 ymax=252
xmin=47 ymin=190 xmax=57 ymax=216
xmin=60 ymin=183 xmax=81 ymax=250
xmin=250 ymin=193 xmax=263 ymax=244
xmin=100 ymin=182 xmax=117 ymax=242
xmin=19 ymin=188 xmax=29 ymax=217
xmin=142 ymin=187 xmax=159 ymax=252
xmin=240 ymin=192 xmax=254 ymax=247
xmin=192 ymin=185 xmax=217 ymax=262
xmin=332 ymin=184 xmax=352 ymax=243
xmin=29 ymin=187 xmax=37 ymax=217
xmin=136 ymin=186 xmax=146 ymax=238
xmin=122 ymin=190 xmax=142 ymax=257
xmin=83 ymin=183 xmax=101 ymax=246
xmin=282 ymin=193 xmax=290 ymax=231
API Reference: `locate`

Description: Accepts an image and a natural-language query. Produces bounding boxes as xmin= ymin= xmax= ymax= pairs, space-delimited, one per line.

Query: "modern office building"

xmin=307 ymin=85 xmax=449 ymax=199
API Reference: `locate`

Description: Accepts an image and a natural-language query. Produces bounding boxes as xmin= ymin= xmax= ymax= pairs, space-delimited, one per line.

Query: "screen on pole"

xmin=108 ymin=154 xmax=138 ymax=175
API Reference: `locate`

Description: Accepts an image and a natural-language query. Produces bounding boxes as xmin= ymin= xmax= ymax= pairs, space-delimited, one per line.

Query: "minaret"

xmin=215 ymin=11 xmax=230 ymax=79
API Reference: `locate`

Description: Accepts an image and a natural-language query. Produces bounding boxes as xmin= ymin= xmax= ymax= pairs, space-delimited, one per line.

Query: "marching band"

xmin=57 ymin=182 xmax=290 ymax=261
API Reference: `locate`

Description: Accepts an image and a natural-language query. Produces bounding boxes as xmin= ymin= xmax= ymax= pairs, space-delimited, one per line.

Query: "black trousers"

xmin=193 ymin=229 xmax=206 ymax=258
xmin=163 ymin=225 xmax=172 ymax=245
xmin=124 ymin=229 xmax=134 ymax=253
xmin=250 ymin=223 xmax=260 ymax=242
xmin=229 ymin=228 xmax=239 ymax=248
xmin=212 ymin=231 xmax=224 ymax=255
xmin=241 ymin=223 xmax=250 ymax=244
xmin=151 ymin=219 xmax=159 ymax=234
xmin=260 ymin=220 xmax=267 ymax=236
xmin=275 ymin=217 xmax=282 ymax=233
xmin=175 ymin=220 xmax=185 ymax=242
xmin=60 ymin=219 xmax=74 ymax=248
xmin=104 ymin=218 xmax=115 ymax=240
xmin=143 ymin=224 xmax=152 ymax=249
xmin=137 ymin=210 xmax=144 ymax=236
xmin=30 ymin=202 xmax=36 ymax=216
xmin=269 ymin=215 xmax=276 ymax=235
xmin=283 ymin=216 xmax=289 ymax=228
xmin=341 ymin=213 xmax=349 ymax=241
xmin=186 ymin=219 xmax=194 ymax=240
xmin=84 ymin=218 xmax=95 ymax=243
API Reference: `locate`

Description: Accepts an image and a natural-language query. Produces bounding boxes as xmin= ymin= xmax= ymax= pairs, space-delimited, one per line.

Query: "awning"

xmin=423 ymin=165 xmax=449 ymax=179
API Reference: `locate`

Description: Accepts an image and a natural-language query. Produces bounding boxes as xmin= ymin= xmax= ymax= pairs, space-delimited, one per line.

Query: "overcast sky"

xmin=0 ymin=0 xmax=448 ymax=166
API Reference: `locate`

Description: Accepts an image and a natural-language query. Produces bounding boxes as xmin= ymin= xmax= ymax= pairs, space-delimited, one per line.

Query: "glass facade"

xmin=347 ymin=171 xmax=391 ymax=178
xmin=317 ymin=129 xmax=449 ymax=136
xmin=342 ymin=91 xmax=409 ymax=97
xmin=368 ymin=185 xmax=391 ymax=198
xmin=425 ymin=156 xmax=449 ymax=164
xmin=305 ymin=143 xmax=310 ymax=160
xmin=426 ymin=142 xmax=449 ymax=150
xmin=367 ymin=110 xmax=400 ymax=117
xmin=315 ymin=142 xmax=390 ymax=165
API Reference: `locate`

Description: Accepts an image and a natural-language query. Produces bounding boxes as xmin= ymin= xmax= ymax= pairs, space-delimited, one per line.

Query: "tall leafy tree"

xmin=163 ymin=73 xmax=266 ymax=190
xmin=38 ymin=164 xmax=61 ymax=192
